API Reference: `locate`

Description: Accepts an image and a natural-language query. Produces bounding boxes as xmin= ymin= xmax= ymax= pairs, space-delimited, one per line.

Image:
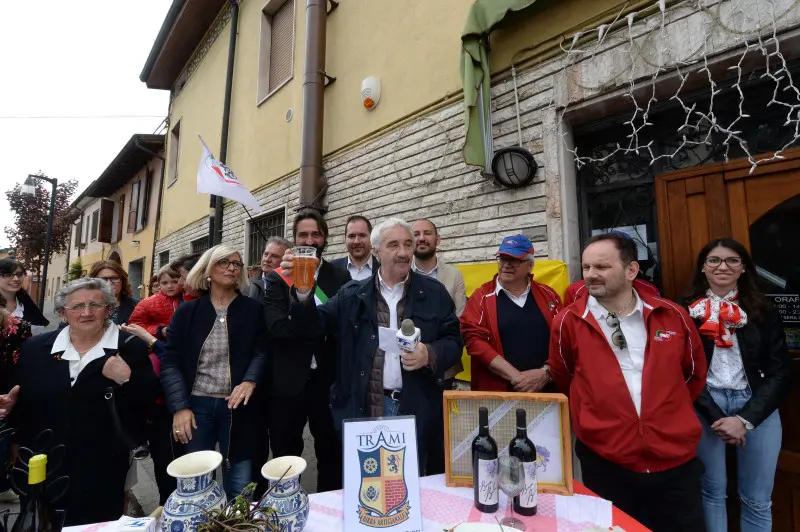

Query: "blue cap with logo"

xmin=496 ymin=234 xmax=534 ymax=259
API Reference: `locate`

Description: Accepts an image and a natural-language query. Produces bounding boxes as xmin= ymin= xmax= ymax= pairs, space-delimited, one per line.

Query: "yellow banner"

xmin=453 ymin=260 xmax=569 ymax=381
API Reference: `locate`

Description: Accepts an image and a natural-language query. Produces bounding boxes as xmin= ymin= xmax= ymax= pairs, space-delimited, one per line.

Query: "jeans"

xmin=186 ymin=396 xmax=252 ymax=499
xmin=695 ymin=386 xmax=782 ymax=532
xmin=383 ymin=396 xmax=402 ymax=417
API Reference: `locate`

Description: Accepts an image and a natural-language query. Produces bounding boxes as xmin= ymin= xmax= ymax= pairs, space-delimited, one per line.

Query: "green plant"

xmin=68 ymin=260 xmax=82 ymax=281
xmin=196 ymin=467 xmax=290 ymax=532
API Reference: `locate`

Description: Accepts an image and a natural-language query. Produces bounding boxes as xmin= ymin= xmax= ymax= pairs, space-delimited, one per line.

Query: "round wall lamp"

xmin=491 ymin=147 xmax=538 ymax=188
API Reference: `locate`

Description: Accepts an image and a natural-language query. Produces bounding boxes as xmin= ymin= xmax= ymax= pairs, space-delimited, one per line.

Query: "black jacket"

xmin=115 ymin=295 xmax=139 ymax=325
xmin=694 ymin=307 xmax=791 ymax=427
xmin=160 ymin=293 xmax=268 ymax=460
xmin=16 ymin=289 xmax=49 ymax=327
xmin=12 ymin=327 xmax=159 ymax=525
xmin=247 ymin=275 xmax=268 ymax=302
xmin=262 ymin=259 xmax=350 ymax=396
xmin=289 ymin=271 xmax=463 ymax=464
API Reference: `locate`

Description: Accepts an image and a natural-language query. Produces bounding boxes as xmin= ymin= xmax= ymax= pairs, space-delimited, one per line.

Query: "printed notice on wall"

xmin=768 ymin=294 xmax=800 ymax=350
xmin=342 ymin=416 xmax=423 ymax=532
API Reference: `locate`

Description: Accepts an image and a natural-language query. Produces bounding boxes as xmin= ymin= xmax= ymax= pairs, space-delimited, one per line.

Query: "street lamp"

xmin=21 ymin=173 xmax=58 ymax=309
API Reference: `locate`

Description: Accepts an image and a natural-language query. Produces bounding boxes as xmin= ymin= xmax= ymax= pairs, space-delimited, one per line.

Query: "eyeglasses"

xmin=705 ymin=256 xmax=743 ymax=268
xmin=497 ymin=256 xmax=525 ymax=267
xmin=606 ymin=313 xmax=628 ymax=350
xmin=98 ymin=276 xmax=121 ymax=283
xmin=1 ymin=272 xmax=25 ymax=280
xmin=217 ymin=258 xmax=245 ymax=270
xmin=63 ymin=302 xmax=109 ymax=313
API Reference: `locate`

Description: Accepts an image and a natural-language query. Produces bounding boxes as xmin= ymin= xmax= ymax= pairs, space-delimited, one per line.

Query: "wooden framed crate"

xmin=442 ymin=390 xmax=573 ymax=496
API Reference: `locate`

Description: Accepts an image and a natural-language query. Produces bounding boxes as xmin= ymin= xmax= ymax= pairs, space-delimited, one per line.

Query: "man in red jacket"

xmin=461 ymin=234 xmax=562 ymax=392
xmin=548 ymin=233 xmax=707 ymax=530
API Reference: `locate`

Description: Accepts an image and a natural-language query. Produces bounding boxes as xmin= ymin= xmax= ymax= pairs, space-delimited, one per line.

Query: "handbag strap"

xmin=104 ymin=386 xmax=138 ymax=449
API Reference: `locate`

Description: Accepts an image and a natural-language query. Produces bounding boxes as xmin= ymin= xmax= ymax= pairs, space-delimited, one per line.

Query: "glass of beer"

xmin=292 ymin=246 xmax=318 ymax=291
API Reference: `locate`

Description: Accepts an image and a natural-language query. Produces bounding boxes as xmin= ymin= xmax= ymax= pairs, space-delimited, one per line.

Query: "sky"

xmin=0 ymin=1 xmax=172 ymax=248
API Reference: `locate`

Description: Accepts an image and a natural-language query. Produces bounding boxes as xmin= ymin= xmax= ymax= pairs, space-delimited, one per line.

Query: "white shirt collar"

xmin=378 ymin=270 xmax=408 ymax=293
xmin=494 ymin=278 xmax=530 ymax=297
xmin=586 ymin=289 xmax=644 ymax=320
xmin=412 ymin=258 xmax=438 ymax=276
xmin=347 ymin=256 xmax=373 ymax=272
xmin=53 ymin=323 xmax=120 ymax=359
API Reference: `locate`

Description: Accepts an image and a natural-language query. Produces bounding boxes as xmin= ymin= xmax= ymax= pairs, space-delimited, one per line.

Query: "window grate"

xmin=191 ymin=236 xmax=210 ymax=256
xmin=247 ymin=210 xmax=285 ymax=266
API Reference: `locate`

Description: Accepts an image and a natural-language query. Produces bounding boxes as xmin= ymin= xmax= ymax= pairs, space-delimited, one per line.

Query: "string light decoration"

xmin=553 ymin=0 xmax=800 ymax=174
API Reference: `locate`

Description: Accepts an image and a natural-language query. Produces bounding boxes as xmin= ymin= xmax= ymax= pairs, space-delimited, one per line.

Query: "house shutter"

xmin=128 ymin=182 xmax=140 ymax=233
xmin=140 ymin=167 xmax=152 ymax=228
xmin=98 ymin=199 xmax=114 ymax=243
xmin=75 ymin=218 xmax=83 ymax=247
xmin=268 ymin=0 xmax=294 ymax=93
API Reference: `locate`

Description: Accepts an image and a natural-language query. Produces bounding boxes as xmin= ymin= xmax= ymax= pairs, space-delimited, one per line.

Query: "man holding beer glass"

xmin=262 ymin=210 xmax=350 ymax=492
xmin=275 ymin=217 xmax=463 ymax=475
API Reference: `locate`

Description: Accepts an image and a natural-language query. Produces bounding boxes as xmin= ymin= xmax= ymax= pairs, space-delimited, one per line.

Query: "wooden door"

xmin=656 ymin=149 xmax=800 ymax=531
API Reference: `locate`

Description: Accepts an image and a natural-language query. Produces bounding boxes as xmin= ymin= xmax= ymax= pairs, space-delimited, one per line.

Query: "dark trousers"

xmin=268 ymin=369 xmax=342 ymax=492
xmin=576 ymin=440 xmax=706 ymax=532
xmin=147 ymin=403 xmax=183 ymax=505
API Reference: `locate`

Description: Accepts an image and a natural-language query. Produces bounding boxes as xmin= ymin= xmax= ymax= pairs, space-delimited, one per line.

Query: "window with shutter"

xmin=167 ymin=121 xmax=181 ymax=186
xmin=258 ymin=0 xmax=295 ymax=102
xmin=116 ymin=195 xmax=125 ymax=242
xmin=128 ymin=182 xmax=140 ymax=233
xmin=137 ymin=168 xmax=152 ymax=231
xmin=90 ymin=210 xmax=100 ymax=242
xmin=98 ymin=199 xmax=114 ymax=243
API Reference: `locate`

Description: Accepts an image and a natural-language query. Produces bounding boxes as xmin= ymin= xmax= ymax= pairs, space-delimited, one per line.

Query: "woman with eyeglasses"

xmin=0 ymin=258 xmax=49 ymax=329
xmin=685 ymin=238 xmax=791 ymax=532
xmin=0 ymin=277 xmax=159 ymax=525
xmin=89 ymin=261 xmax=140 ymax=325
xmin=160 ymin=245 xmax=268 ymax=498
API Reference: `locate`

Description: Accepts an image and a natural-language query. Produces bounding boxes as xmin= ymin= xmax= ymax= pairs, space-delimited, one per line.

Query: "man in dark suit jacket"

xmin=247 ymin=236 xmax=292 ymax=301
xmin=330 ymin=215 xmax=380 ymax=281
xmin=263 ymin=210 xmax=350 ymax=492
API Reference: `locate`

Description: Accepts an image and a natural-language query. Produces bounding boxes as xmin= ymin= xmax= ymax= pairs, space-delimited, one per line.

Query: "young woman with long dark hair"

xmin=685 ymin=238 xmax=791 ymax=532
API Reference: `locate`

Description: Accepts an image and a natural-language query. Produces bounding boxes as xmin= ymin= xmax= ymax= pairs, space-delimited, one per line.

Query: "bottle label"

xmin=477 ymin=458 xmax=499 ymax=505
xmin=519 ymin=461 xmax=538 ymax=508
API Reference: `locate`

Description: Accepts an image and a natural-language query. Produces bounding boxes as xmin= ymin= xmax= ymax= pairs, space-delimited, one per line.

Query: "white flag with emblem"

xmin=196 ymin=136 xmax=262 ymax=212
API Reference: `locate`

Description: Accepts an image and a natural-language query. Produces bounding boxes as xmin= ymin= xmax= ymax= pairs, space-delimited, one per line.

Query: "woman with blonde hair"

xmin=160 ymin=245 xmax=268 ymax=498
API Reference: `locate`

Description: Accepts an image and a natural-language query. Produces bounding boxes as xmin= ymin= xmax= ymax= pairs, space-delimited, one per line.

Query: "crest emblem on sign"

xmin=357 ymin=445 xmax=410 ymax=527
xmin=205 ymin=155 xmax=244 ymax=187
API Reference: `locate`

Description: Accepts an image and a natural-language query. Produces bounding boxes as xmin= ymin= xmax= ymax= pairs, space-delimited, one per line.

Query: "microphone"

xmin=396 ymin=319 xmax=421 ymax=352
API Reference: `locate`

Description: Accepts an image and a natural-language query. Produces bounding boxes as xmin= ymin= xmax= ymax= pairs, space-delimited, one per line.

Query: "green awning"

xmin=461 ymin=0 xmax=540 ymax=169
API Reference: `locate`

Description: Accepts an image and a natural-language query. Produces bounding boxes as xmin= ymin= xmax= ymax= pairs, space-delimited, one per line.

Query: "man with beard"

xmin=277 ymin=218 xmax=463 ymax=475
xmin=247 ymin=236 xmax=292 ymax=301
xmin=411 ymin=219 xmax=467 ymax=316
xmin=546 ymin=233 xmax=707 ymax=530
xmin=262 ymin=210 xmax=350 ymax=492
xmin=331 ymin=215 xmax=379 ymax=281
xmin=461 ymin=234 xmax=562 ymax=392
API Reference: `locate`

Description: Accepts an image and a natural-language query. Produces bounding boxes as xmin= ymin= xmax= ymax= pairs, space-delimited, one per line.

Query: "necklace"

xmin=606 ymin=289 xmax=636 ymax=318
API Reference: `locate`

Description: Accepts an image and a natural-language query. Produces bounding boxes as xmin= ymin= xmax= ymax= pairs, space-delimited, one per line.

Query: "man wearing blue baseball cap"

xmin=461 ymin=234 xmax=563 ymax=392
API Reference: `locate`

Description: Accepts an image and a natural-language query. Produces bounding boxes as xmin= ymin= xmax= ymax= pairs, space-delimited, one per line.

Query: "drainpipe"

xmin=212 ymin=0 xmax=240 ymax=245
xmin=298 ymin=0 xmax=328 ymax=211
xmin=135 ymin=138 xmax=167 ymax=281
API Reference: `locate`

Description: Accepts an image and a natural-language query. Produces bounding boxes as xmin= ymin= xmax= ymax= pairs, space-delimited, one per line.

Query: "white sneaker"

xmin=0 ymin=489 xmax=19 ymax=504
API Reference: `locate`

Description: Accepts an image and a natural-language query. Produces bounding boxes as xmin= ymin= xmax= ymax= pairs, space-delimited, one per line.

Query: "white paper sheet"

xmin=555 ymin=493 xmax=613 ymax=528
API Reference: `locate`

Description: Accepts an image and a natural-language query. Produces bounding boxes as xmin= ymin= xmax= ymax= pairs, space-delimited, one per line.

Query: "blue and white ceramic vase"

xmin=259 ymin=456 xmax=309 ymax=532
xmin=162 ymin=451 xmax=227 ymax=532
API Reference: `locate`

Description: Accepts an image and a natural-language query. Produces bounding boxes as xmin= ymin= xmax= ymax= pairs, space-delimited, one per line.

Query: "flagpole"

xmin=212 ymin=0 xmax=240 ymax=246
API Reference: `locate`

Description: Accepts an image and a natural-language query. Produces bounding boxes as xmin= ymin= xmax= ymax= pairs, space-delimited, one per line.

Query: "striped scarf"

xmin=688 ymin=289 xmax=748 ymax=348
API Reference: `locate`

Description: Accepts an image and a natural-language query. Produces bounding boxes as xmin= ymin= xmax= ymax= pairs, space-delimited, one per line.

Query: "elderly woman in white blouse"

xmin=0 ymin=277 xmax=158 ymax=525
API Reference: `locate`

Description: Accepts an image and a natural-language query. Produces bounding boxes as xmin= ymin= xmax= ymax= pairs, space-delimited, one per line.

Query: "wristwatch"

xmin=736 ymin=415 xmax=754 ymax=430
xmin=542 ymin=364 xmax=553 ymax=383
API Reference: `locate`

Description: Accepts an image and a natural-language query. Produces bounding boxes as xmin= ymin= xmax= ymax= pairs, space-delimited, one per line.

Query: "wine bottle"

xmin=471 ymin=406 xmax=498 ymax=513
xmin=509 ymin=408 xmax=538 ymax=516
xmin=12 ymin=454 xmax=58 ymax=532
